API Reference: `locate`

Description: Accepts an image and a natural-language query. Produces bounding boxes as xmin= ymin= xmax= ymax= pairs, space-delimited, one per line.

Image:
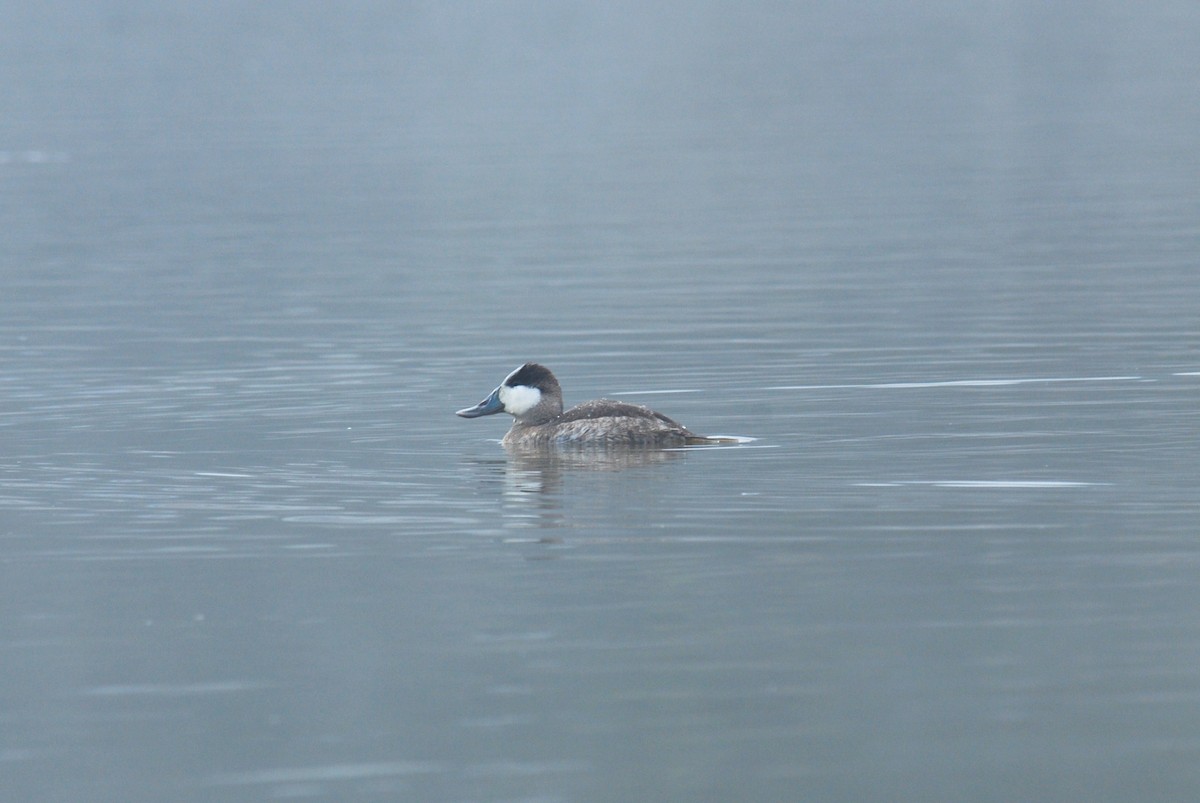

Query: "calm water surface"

xmin=3 ymin=3 xmax=1200 ymax=801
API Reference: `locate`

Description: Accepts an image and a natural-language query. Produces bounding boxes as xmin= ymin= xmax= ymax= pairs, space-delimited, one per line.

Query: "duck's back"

xmin=506 ymin=399 xmax=695 ymax=446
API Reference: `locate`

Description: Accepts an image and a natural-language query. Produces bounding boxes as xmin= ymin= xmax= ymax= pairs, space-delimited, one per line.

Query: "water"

xmin=3 ymin=2 xmax=1200 ymax=800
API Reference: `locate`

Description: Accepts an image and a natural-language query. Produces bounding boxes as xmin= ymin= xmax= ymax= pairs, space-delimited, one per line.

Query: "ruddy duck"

xmin=456 ymin=363 xmax=704 ymax=447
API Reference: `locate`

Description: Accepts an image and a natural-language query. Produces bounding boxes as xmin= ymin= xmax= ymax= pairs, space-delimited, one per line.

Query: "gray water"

xmin=4 ymin=2 xmax=1200 ymax=801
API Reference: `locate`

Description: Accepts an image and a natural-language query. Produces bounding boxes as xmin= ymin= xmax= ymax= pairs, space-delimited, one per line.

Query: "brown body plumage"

xmin=502 ymin=398 xmax=695 ymax=446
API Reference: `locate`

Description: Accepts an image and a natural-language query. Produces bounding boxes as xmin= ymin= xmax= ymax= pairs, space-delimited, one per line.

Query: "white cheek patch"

xmin=499 ymin=384 xmax=541 ymax=416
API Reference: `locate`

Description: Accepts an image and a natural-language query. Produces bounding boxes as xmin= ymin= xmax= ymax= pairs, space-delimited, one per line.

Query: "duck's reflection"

xmin=506 ymin=443 xmax=686 ymax=475
xmin=464 ymin=444 xmax=688 ymax=533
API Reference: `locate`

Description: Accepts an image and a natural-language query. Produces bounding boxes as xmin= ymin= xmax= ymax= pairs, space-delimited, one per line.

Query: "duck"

xmin=456 ymin=363 xmax=706 ymax=447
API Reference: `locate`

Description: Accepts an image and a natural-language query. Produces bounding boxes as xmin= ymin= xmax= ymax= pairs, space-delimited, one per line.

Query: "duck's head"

xmin=456 ymin=363 xmax=563 ymax=424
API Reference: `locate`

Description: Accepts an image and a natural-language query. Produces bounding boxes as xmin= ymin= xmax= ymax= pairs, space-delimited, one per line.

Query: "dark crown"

xmin=505 ymin=363 xmax=556 ymax=389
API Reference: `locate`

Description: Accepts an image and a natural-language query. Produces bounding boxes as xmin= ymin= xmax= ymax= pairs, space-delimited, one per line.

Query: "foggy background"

xmin=3 ymin=2 xmax=1199 ymax=801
